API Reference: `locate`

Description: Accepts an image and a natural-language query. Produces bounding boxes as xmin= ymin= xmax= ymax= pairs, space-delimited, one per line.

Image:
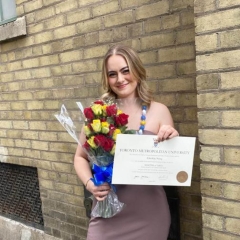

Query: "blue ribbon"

xmin=91 ymin=163 xmax=116 ymax=192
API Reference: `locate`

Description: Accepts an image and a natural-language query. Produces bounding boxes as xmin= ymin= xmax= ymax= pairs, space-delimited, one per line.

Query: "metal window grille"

xmin=0 ymin=0 xmax=17 ymax=26
xmin=0 ymin=163 xmax=44 ymax=229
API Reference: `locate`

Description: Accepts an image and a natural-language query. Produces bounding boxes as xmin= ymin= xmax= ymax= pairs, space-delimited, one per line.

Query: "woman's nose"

xmin=117 ymin=73 xmax=124 ymax=82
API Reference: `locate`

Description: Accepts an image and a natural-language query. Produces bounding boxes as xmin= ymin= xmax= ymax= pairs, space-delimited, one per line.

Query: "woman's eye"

xmin=122 ymin=69 xmax=129 ymax=74
xmin=108 ymin=72 xmax=117 ymax=78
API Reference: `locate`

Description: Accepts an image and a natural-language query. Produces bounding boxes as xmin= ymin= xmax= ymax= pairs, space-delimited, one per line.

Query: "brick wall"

xmin=195 ymin=0 xmax=240 ymax=239
xmin=0 ymin=0 xmax=201 ymax=239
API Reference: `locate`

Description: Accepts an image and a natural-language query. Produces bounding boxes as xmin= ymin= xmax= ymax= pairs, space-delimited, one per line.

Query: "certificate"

xmin=112 ymin=135 xmax=196 ymax=186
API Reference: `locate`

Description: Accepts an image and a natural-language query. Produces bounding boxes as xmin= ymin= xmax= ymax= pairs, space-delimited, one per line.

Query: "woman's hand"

xmin=156 ymin=124 xmax=179 ymax=142
xmin=86 ymin=181 xmax=111 ymax=201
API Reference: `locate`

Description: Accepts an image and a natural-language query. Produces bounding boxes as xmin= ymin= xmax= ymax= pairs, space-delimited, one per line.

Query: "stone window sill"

xmin=0 ymin=16 xmax=27 ymax=42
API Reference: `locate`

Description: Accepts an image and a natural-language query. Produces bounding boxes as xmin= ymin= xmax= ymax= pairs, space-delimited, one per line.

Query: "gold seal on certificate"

xmin=176 ymin=171 xmax=188 ymax=183
xmin=112 ymin=135 xmax=196 ymax=186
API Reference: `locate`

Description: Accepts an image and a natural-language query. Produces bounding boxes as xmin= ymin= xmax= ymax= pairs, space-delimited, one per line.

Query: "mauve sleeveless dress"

xmin=87 ymin=131 xmax=171 ymax=240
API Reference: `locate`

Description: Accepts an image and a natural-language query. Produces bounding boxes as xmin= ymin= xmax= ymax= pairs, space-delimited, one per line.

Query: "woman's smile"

xmin=117 ymin=83 xmax=128 ymax=89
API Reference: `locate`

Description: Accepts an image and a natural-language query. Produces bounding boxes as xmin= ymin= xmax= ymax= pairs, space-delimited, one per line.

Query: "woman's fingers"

xmin=157 ymin=125 xmax=179 ymax=141
xmin=91 ymin=183 xmax=111 ymax=201
xmin=95 ymin=189 xmax=110 ymax=201
xmin=168 ymin=130 xmax=179 ymax=139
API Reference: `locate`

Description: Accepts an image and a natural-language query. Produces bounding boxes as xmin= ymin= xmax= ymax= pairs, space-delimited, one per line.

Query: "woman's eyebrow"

xmin=107 ymin=70 xmax=116 ymax=74
xmin=120 ymin=66 xmax=128 ymax=71
xmin=107 ymin=66 xmax=128 ymax=74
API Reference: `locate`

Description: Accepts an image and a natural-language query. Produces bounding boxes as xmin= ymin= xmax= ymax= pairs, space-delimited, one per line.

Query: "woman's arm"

xmin=74 ymin=144 xmax=93 ymax=189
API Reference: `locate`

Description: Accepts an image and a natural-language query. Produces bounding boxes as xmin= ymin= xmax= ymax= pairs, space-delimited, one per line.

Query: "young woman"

xmin=74 ymin=45 xmax=179 ymax=240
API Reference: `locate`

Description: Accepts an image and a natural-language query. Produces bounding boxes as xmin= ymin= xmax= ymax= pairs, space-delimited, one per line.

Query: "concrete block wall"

xmin=0 ymin=216 xmax=58 ymax=240
xmin=0 ymin=0 xmax=201 ymax=239
xmin=195 ymin=0 xmax=240 ymax=239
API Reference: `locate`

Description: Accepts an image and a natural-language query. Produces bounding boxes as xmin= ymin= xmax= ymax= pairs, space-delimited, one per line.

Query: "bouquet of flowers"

xmin=55 ymin=99 xmax=134 ymax=218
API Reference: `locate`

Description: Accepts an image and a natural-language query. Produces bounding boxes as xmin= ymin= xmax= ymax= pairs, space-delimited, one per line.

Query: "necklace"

xmin=138 ymin=104 xmax=147 ymax=134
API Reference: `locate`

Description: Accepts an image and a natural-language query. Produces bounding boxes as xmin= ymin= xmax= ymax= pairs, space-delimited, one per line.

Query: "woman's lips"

xmin=117 ymin=83 xmax=128 ymax=89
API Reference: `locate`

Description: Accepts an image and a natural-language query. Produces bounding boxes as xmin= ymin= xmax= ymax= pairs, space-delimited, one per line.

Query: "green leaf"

xmin=124 ymin=129 xmax=136 ymax=134
xmin=106 ymin=117 xmax=114 ymax=124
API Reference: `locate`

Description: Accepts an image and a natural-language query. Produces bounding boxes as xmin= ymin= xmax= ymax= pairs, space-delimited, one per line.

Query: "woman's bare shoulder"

xmin=149 ymin=101 xmax=173 ymax=126
xmin=150 ymin=101 xmax=170 ymax=113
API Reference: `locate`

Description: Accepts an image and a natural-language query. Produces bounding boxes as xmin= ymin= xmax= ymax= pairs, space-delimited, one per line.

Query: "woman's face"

xmin=106 ymin=55 xmax=138 ymax=99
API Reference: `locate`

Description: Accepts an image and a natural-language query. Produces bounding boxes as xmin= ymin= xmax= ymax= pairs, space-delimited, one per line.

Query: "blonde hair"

xmin=101 ymin=45 xmax=153 ymax=105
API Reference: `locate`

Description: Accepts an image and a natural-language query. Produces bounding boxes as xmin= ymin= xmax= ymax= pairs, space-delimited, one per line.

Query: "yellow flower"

xmin=83 ymin=125 xmax=91 ymax=137
xmin=117 ymin=109 xmax=123 ymax=115
xmin=113 ymin=128 xmax=121 ymax=141
xmin=110 ymin=144 xmax=116 ymax=155
xmin=102 ymin=105 xmax=107 ymax=116
xmin=87 ymin=136 xmax=97 ymax=149
xmin=91 ymin=104 xmax=102 ymax=116
xmin=91 ymin=119 xmax=101 ymax=133
xmin=101 ymin=121 xmax=110 ymax=134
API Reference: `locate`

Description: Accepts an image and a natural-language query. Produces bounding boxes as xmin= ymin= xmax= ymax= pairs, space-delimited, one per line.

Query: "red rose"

xmin=94 ymin=134 xmax=106 ymax=147
xmin=94 ymin=135 xmax=114 ymax=152
xmin=106 ymin=105 xmax=117 ymax=117
xmin=115 ymin=113 xmax=129 ymax=126
xmin=84 ymin=107 xmax=94 ymax=120
xmin=94 ymin=100 xmax=104 ymax=105
xmin=102 ymin=138 xmax=114 ymax=152
xmin=108 ymin=124 xmax=116 ymax=137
